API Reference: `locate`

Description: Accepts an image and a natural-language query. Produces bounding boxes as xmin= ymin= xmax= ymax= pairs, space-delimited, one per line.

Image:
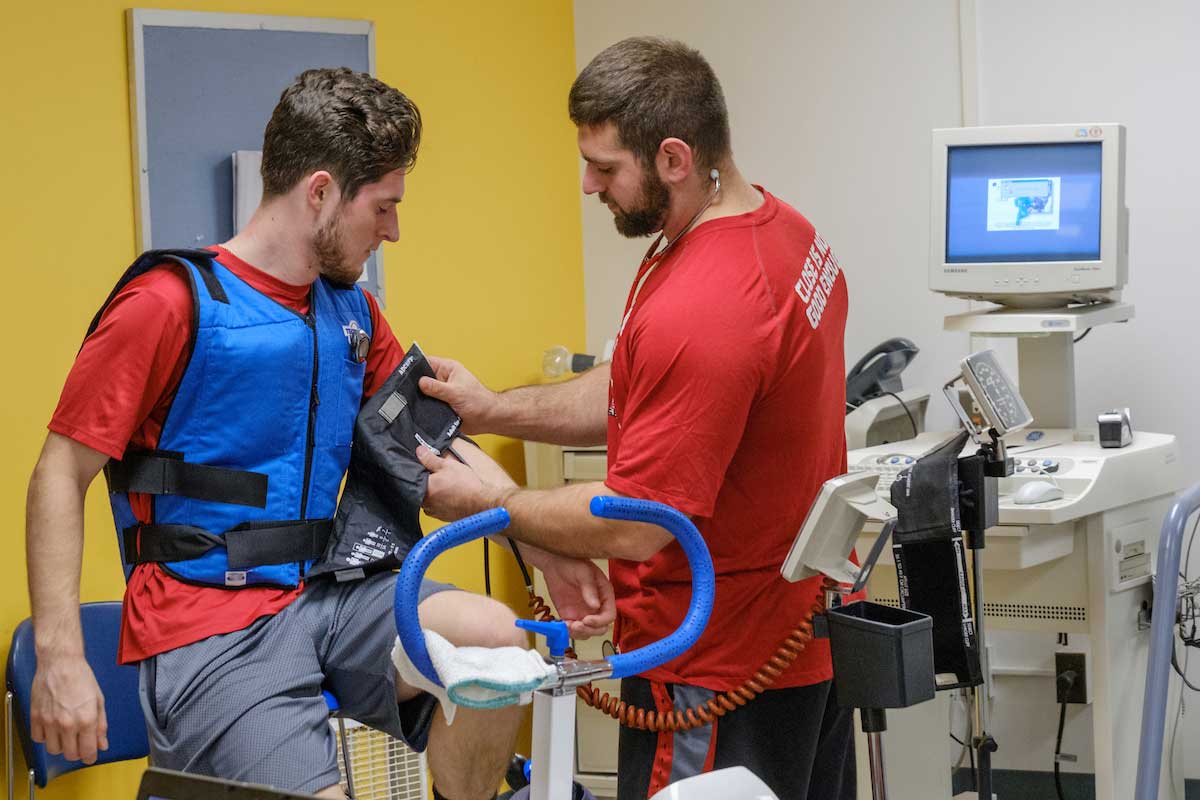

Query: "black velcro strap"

xmin=194 ymin=258 xmax=229 ymax=304
xmin=106 ymin=452 xmax=268 ymax=509
xmin=122 ymin=524 xmax=224 ymax=565
xmin=85 ymin=249 xmax=222 ymax=341
xmin=123 ymin=519 xmax=333 ymax=569
xmin=224 ymin=520 xmax=333 ymax=569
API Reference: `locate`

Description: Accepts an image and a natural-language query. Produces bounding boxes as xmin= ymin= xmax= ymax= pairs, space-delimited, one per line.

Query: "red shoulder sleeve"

xmin=49 ymin=264 xmax=193 ymax=459
xmin=362 ymin=290 xmax=405 ymax=399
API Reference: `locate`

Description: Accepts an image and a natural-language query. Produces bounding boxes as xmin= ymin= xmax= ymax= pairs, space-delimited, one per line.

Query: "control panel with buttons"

xmin=851 ymin=449 xmax=1076 ymax=498
xmin=1013 ymin=457 xmax=1070 ymax=475
xmin=848 ymin=453 xmax=918 ymax=495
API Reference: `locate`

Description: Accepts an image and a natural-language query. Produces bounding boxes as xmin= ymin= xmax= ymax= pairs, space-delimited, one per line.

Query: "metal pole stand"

xmin=957 ymin=430 xmax=1010 ymax=799
xmin=860 ymin=708 xmax=889 ymax=800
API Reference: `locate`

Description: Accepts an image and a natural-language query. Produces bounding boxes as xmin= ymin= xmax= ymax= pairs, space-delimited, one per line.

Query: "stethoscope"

xmin=617 ymin=168 xmax=722 ymax=340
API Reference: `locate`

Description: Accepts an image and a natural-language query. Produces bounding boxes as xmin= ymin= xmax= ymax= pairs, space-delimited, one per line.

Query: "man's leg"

xmin=137 ymin=607 xmax=346 ymax=795
xmin=322 ymin=574 xmax=527 ymax=800
xmin=414 ymin=589 xmax=528 ymax=800
xmin=708 ymin=678 xmax=855 ymax=800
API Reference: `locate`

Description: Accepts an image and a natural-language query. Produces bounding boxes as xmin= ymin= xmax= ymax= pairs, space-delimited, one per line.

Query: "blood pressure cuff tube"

xmin=307 ymin=343 xmax=463 ymax=582
xmin=888 ymin=430 xmax=983 ymax=689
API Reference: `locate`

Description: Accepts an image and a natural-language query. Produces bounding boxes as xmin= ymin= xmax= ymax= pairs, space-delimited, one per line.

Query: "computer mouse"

xmin=1013 ymin=480 xmax=1065 ymax=505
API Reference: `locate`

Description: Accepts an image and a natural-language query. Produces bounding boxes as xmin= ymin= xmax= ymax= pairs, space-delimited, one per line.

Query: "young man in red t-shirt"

xmin=26 ymin=68 xmax=613 ymax=800
xmin=415 ymin=38 xmax=854 ymax=800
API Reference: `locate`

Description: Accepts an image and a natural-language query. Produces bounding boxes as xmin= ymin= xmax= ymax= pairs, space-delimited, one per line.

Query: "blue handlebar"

xmin=393 ymin=508 xmax=512 ymax=687
xmin=589 ymin=497 xmax=715 ymax=679
xmin=392 ymin=498 xmax=716 ymax=687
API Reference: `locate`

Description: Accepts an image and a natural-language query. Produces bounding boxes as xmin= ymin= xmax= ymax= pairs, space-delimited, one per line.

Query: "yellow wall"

xmin=0 ymin=2 xmax=584 ymax=796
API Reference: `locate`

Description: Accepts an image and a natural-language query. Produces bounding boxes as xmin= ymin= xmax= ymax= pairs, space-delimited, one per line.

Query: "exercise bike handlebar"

xmin=589 ymin=496 xmax=715 ymax=679
xmin=393 ymin=498 xmax=716 ymax=687
xmin=393 ymin=507 xmax=513 ymax=688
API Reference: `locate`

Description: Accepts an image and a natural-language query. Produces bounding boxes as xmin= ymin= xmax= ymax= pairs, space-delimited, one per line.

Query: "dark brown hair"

xmin=261 ymin=67 xmax=422 ymax=200
xmin=568 ymin=37 xmax=731 ymax=173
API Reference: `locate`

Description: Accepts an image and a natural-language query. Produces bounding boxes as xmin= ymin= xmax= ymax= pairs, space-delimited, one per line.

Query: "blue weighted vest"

xmin=101 ymin=249 xmax=372 ymax=588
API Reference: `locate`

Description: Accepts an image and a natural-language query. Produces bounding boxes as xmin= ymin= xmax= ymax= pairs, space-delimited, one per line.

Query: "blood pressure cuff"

xmin=307 ymin=343 xmax=463 ymax=582
xmin=888 ymin=430 xmax=983 ymax=689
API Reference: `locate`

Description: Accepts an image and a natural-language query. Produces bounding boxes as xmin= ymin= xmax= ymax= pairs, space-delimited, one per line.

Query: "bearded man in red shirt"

xmin=417 ymin=36 xmax=854 ymax=800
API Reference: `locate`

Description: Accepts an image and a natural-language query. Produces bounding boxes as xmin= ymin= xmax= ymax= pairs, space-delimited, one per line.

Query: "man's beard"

xmin=604 ymin=169 xmax=671 ymax=238
xmin=313 ymin=213 xmax=364 ymax=284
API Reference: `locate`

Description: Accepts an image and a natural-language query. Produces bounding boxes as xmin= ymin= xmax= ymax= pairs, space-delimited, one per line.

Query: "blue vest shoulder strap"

xmin=84 ymin=248 xmax=224 ymax=343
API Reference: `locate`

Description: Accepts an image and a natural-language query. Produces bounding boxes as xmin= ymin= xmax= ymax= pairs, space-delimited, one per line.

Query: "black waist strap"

xmin=123 ymin=519 xmax=333 ymax=569
xmin=106 ymin=451 xmax=268 ymax=509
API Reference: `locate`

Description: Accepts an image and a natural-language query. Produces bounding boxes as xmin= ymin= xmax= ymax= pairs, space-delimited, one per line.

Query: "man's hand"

xmin=418 ymin=357 xmax=499 ymax=435
xmin=30 ymin=655 xmax=108 ymax=764
xmin=417 ymin=445 xmax=511 ymax=522
xmin=538 ymin=555 xmax=616 ymax=640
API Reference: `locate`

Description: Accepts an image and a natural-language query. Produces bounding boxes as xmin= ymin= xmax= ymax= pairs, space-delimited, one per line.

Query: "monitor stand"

xmin=942 ymin=302 xmax=1134 ymax=429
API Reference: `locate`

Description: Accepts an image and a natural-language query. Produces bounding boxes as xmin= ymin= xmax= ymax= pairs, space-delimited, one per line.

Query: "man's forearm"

xmin=446 ymin=436 xmax=572 ymax=574
xmin=493 ymin=481 xmax=671 ymax=562
xmin=488 ymin=364 xmax=609 ymax=446
xmin=26 ymin=461 xmax=88 ymax=659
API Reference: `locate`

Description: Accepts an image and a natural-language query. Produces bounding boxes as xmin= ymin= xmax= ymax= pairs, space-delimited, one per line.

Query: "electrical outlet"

xmin=1055 ymin=651 xmax=1089 ymax=704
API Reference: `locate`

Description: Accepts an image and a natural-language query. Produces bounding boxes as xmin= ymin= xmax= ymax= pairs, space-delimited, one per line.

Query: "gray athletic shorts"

xmin=137 ymin=573 xmax=457 ymax=794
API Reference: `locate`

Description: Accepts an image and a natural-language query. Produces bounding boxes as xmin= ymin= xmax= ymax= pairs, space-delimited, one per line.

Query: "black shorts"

xmin=617 ymin=677 xmax=855 ymax=800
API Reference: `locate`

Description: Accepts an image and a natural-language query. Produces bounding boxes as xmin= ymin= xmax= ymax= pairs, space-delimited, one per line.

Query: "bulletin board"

xmin=126 ymin=9 xmax=383 ymax=299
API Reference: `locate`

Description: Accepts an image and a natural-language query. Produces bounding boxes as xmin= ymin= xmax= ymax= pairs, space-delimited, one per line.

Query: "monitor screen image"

xmin=945 ymin=142 xmax=1102 ymax=264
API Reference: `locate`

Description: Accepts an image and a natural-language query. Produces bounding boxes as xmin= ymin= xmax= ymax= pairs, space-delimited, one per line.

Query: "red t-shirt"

xmin=49 ymin=245 xmax=404 ymax=664
xmin=605 ymin=189 xmax=850 ymax=691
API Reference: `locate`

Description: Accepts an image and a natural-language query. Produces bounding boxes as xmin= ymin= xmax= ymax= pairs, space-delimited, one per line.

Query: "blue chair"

xmin=322 ymin=689 xmax=356 ymax=799
xmin=5 ymin=601 xmax=149 ymax=798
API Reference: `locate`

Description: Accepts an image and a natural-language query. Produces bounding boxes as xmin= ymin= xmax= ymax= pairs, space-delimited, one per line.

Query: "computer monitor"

xmin=929 ymin=124 xmax=1127 ymax=308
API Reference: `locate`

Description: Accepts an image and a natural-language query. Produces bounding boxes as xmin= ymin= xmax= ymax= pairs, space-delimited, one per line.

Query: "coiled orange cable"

xmin=526 ymin=575 xmax=839 ymax=732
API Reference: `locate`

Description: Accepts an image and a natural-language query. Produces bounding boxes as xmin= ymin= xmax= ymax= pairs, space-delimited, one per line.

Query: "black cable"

xmin=1182 ymin=597 xmax=1198 ymax=648
xmin=1054 ymin=670 xmax=1077 ymax=800
xmin=483 ymin=539 xmax=492 ymax=597
xmin=1173 ymin=638 xmax=1200 ymax=691
xmin=1073 ymin=327 xmax=1092 ymax=344
xmin=507 ymin=538 xmax=533 ymax=589
xmin=1054 ymin=698 xmax=1069 ymax=800
xmin=879 ymin=391 xmax=919 ymax=438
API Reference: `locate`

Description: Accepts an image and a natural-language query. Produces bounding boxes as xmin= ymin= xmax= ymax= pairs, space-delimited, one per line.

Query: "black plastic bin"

xmin=827 ymin=600 xmax=935 ymax=710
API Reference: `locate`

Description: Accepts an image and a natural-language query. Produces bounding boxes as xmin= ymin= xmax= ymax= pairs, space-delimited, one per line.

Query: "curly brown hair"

xmin=569 ymin=37 xmax=730 ymax=174
xmin=261 ymin=67 xmax=422 ymax=200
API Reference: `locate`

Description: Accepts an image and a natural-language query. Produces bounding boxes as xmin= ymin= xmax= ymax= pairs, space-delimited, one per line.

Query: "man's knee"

xmin=418 ymin=590 xmax=529 ymax=650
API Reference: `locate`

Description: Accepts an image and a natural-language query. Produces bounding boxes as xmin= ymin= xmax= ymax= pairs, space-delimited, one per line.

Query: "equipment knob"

xmin=516 ymin=619 xmax=570 ymax=658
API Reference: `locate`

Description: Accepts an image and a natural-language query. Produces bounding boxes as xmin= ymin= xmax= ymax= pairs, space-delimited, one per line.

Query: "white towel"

xmin=391 ymin=632 xmax=558 ymax=724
